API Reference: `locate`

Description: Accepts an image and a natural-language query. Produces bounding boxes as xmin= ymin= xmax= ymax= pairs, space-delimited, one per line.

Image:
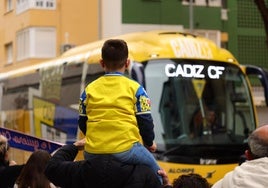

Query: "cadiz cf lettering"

xmin=165 ymin=64 xmax=225 ymax=79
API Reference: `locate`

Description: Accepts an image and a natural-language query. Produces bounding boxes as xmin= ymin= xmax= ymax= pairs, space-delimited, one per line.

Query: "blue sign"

xmin=0 ymin=127 xmax=63 ymax=153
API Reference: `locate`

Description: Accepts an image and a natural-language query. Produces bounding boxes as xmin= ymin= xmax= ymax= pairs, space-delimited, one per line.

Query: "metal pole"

xmin=189 ymin=0 xmax=194 ymax=33
xmin=98 ymin=0 xmax=102 ymax=39
xmin=0 ymin=83 xmax=3 ymax=111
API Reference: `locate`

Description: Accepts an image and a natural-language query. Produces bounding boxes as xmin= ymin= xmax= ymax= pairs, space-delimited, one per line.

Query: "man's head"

xmin=0 ymin=135 xmax=9 ymax=163
xmin=245 ymin=124 xmax=268 ymax=160
xmin=100 ymin=39 xmax=129 ymax=71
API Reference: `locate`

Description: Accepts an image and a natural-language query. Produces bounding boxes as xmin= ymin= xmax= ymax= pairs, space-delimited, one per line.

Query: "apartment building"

xmin=122 ymin=0 xmax=267 ymax=69
xmin=0 ymin=0 xmax=267 ymax=76
xmin=0 ymin=0 xmax=99 ymax=73
xmin=0 ymin=0 xmax=228 ymax=74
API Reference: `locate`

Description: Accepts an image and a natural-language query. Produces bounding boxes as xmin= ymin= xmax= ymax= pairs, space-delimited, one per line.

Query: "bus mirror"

xmin=129 ymin=62 xmax=146 ymax=87
xmin=245 ymin=65 xmax=268 ymax=106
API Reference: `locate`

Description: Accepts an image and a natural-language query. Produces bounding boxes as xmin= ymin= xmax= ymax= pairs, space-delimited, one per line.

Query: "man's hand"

xmin=9 ymin=160 xmax=17 ymax=166
xmin=158 ymin=169 xmax=172 ymax=187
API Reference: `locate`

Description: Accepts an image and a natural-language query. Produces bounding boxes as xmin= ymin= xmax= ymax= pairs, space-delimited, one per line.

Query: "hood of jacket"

xmin=212 ymin=157 xmax=268 ymax=188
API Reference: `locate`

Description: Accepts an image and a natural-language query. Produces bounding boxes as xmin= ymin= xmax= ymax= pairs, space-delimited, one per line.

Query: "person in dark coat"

xmin=45 ymin=138 xmax=172 ymax=188
xmin=0 ymin=135 xmax=24 ymax=188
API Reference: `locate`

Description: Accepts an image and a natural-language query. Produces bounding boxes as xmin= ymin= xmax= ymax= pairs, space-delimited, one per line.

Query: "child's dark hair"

xmin=101 ymin=39 xmax=128 ymax=70
xmin=173 ymin=173 xmax=211 ymax=188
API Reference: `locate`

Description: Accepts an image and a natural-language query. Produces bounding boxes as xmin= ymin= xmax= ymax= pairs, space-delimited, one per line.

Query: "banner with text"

xmin=0 ymin=127 xmax=63 ymax=153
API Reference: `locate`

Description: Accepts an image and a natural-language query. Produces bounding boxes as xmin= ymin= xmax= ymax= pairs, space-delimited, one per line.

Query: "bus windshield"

xmin=143 ymin=59 xmax=254 ymax=164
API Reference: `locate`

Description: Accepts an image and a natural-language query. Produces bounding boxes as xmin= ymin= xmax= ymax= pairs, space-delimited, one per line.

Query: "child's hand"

xmin=74 ymin=138 xmax=86 ymax=150
xmin=146 ymin=141 xmax=157 ymax=152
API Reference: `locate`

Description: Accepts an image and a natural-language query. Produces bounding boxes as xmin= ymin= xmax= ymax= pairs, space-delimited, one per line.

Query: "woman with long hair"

xmin=15 ymin=150 xmax=56 ymax=188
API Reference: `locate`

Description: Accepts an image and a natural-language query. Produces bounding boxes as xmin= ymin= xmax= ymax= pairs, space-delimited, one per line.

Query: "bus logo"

xmin=165 ymin=64 xmax=225 ymax=79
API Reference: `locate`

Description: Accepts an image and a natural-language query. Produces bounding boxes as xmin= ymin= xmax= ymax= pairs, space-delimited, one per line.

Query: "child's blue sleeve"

xmin=78 ymin=91 xmax=87 ymax=135
xmin=135 ymin=86 xmax=155 ymax=146
xmin=135 ymin=86 xmax=151 ymax=115
xmin=79 ymin=91 xmax=87 ymax=116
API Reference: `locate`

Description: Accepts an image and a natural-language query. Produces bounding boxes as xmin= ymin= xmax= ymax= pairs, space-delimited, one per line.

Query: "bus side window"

xmin=159 ymin=79 xmax=181 ymax=140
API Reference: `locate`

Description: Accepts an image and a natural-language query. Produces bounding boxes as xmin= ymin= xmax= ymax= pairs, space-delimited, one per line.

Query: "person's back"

xmin=79 ymin=39 xmax=156 ymax=153
xmin=212 ymin=157 xmax=268 ymax=188
xmin=82 ymin=75 xmax=144 ymax=153
xmin=45 ymin=139 xmax=171 ymax=188
xmin=172 ymin=173 xmax=211 ymax=188
xmin=212 ymin=124 xmax=268 ymax=188
xmin=15 ymin=150 xmax=55 ymax=188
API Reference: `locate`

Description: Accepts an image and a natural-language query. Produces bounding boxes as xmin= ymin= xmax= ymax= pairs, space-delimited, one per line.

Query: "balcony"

xmin=16 ymin=0 xmax=56 ymax=14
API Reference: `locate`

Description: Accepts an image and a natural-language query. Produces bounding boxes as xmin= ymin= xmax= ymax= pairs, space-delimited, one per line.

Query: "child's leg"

xmin=113 ymin=142 xmax=163 ymax=184
xmin=84 ymin=151 xmax=100 ymax=160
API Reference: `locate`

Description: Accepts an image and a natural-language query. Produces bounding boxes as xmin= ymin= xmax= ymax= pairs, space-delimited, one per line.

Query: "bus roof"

xmin=0 ymin=30 xmax=238 ymax=80
xmin=62 ymin=30 xmax=238 ymax=64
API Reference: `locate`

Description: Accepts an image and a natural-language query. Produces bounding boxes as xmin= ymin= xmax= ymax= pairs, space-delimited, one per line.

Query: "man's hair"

xmin=0 ymin=135 xmax=9 ymax=163
xmin=248 ymin=130 xmax=268 ymax=158
xmin=172 ymin=173 xmax=211 ymax=188
xmin=101 ymin=39 xmax=128 ymax=70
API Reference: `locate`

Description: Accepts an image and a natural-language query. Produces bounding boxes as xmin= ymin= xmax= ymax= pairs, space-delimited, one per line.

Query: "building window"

xmin=17 ymin=29 xmax=30 ymax=61
xmin=5 ymin=0 xmax=13 ymax=12
xmin=208 ymin=0 xmax=221 ymax=7
xmin=16 ymin=27 xmax=56 ymax=61
xmin=16 ymin=0 xmax=56 ymax=14
xmin=192 ymin=30 xmax=221 ymax=47
xmin=5 ymin=43 xmax=13 ymax=64
xmin=195 ymin=0 xmax=206 ymax=6
xmin=181 ymin=0 xmax=221 ymax=7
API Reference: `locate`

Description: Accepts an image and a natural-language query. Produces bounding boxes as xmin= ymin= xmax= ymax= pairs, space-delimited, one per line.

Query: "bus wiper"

xmin=155 ymin=145 xmax=183 ymax=160
xmin=227 ymin=130 xmax=236 ymax=142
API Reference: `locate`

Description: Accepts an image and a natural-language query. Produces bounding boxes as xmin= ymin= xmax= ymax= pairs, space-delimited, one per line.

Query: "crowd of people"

xmin=1 ymin=133 xmax=210 ymax=188
xmin=2 ymin=123 xmax=268 ymax=187
xmin=1 ymin=39 xmax=268 ymax=188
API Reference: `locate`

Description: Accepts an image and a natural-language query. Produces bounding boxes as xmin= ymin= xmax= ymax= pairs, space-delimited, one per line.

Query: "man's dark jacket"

xmin=0 ymin=163 xmax=24 ymax=188
xmin=45 ymin=144 xmax=162 ymax=188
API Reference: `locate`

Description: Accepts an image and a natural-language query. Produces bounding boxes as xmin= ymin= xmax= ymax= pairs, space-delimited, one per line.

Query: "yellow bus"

xmin=1 ymin=30 xmax=268 ymax=184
